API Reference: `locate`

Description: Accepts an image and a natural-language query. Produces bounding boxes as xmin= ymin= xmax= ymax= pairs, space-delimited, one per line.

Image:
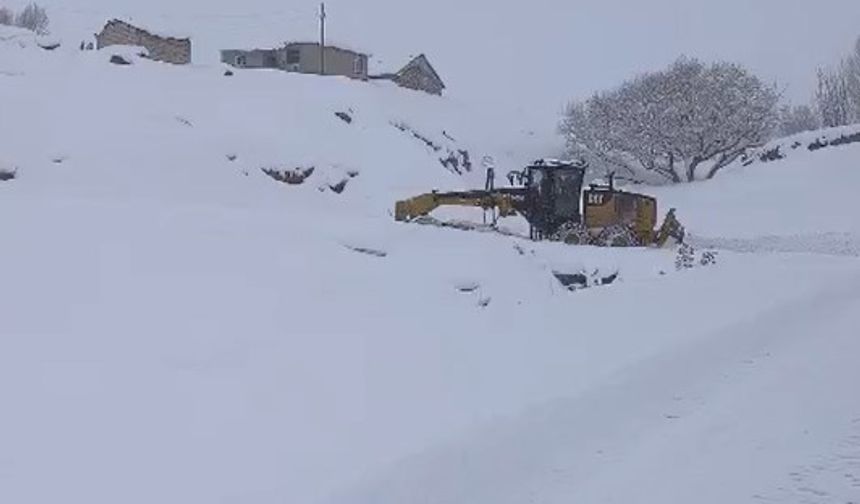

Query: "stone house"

xmin=221 ymin=42 xmax=369 ymax=80
xmin=371 ymin=54 xmax=446 ymax=96
xmin=392 ymin=54 xmax=446 ymax=95
xmin=95 ymin=19 xmax=191 ymax=65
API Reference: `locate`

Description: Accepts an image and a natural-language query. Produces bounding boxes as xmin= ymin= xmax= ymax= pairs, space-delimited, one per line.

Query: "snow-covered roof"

xmin=220 ymin=40 xmax=370 ymax=57
xmin=396 ymin=54 xmax=445 ymax=89
xmin=100 ymin=18 xmax=191 ymax=42
xmin=284 ymin=40 xmax=370 ymax=56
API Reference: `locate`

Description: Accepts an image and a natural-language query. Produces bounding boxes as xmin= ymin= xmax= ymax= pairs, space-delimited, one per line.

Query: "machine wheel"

xmin=598 ymin=225 xmax=641 ymax=248
xmin=556 ymin=222 xmax=591 ymax=246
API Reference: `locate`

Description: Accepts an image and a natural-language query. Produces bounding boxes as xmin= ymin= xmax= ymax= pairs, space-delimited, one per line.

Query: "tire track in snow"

xmin=755 ymin=418 xmax=860 ymax=503
xmin=326 ymin=273 xmax=860 ymax=504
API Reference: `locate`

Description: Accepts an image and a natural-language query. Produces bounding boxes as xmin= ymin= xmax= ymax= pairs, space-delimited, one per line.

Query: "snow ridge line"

xmin=688 ymin=232 xmax=860 ymax=257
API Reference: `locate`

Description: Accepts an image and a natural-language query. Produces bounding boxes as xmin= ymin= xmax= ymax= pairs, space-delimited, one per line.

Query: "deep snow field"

xmin=2 ymin=25 xmax=860 ymax=504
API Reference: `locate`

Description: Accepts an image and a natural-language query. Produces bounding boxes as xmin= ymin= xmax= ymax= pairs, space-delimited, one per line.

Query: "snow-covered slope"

xmin=1 ymin=25 xmax=859 ymax=504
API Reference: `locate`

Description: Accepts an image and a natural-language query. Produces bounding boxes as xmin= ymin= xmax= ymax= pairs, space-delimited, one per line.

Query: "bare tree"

xmin=0 ymin=7 xmax=13 ymax=26
xmin=815 ymin=66 xmax=853 ymax=127
xmin=14 ymin=3 xmax=49 ymax=34
xmin=844 ymin=37 xmax=860 ymax=119
xmin=778 ymin=104 xmax=819 ymax=136
xmin=561 ymin=57 xmax=778 ymax=183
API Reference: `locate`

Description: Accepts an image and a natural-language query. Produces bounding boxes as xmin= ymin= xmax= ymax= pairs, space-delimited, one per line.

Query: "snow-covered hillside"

xmin=2 ymin=23 xmax=860 ymax=504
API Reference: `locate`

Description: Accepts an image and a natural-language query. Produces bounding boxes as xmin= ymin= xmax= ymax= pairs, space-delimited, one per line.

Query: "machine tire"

xmin=556 ymin=222 xmax=591 ymax=246
xmin=598 ymin=225 xmax=641 ymax=248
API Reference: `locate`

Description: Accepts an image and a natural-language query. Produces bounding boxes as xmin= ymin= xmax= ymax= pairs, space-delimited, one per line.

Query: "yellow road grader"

xmin=394 ymin=160 xmax=685 ymax=247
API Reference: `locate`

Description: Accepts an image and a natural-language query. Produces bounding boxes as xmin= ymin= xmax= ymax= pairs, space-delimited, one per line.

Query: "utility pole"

xmin=319 ymin=2 xmax=326 ymax=75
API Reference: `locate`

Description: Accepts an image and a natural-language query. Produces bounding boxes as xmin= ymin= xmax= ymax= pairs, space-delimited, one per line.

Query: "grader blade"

xmin=654 ymin=208 xmax=686 ymax=247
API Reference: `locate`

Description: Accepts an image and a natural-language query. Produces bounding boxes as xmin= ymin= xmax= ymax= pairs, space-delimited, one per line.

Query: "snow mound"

xmin=650 ymin=126 xmax=860 ymax=240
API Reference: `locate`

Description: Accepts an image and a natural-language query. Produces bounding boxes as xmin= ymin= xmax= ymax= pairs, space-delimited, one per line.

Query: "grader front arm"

xmin=394 ymin=191 xmax=522 ymax=222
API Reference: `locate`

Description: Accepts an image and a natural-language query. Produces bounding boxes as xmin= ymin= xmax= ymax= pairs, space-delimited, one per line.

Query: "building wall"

xmin=221 ymin=49 xmax=277 ymax=69
xmin=279 ymin=44 xmax=368 ymax=80
xmin=97 ymin=21 xmax=191 ymax=65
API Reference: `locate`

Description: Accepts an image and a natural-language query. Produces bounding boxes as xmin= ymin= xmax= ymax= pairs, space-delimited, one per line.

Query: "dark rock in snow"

xmin=456 ymin=282 xmax=480 ymax=293
xmin=0 ymin=169 xmax=17 ymax=181
xmin=329 ymin=179 xmax=349 ymax=194
xmin=335 ymin=111 xmax=353 ymax=124
xmin=808 ymin=138 xmax=828 ymax=151
xmin=553 ymin=270 xmax=619 ymax=291
xmin=829 ymin=130 xmax=860 ymax=147
xmin=109 ymin=55 xmax=132 ymax=65
xmin=344 ymin=245 xmax=388 ymax=258
xmin=758 ymin=146 xmax=784 ymax=162
xmin=553 ymin=271 xmax=589 ymax=290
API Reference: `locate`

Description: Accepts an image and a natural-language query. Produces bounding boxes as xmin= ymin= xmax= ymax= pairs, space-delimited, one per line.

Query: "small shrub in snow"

xmin=0 ymin=168 xmax=17 ymax=181
xmin=675 ymin=244 xmax=718 ymax=271
xmin=700 ymin=251 xmax=718 ymax=267
xmin=675 ymin=244 xmax=696 ymax=271
xmin=262 ymin=166 xmax=315 ymax=185
xmin=14 ymin=3 xmax=49 ymax=34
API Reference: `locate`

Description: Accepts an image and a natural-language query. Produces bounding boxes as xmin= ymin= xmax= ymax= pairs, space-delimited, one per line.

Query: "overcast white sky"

xmin=28 ymin=0 xmax=860 ymax=121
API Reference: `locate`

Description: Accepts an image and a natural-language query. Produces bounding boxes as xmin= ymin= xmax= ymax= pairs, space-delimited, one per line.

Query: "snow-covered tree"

xmin=0 ymin=7 xmax=14 ymax=26
xmin=14 ymin=3 xmax=48 ymax=34
xmin=778 ymin=104 xmax=819 ymax=136
xmin=560 ymin=57 xmax=778 ymax=184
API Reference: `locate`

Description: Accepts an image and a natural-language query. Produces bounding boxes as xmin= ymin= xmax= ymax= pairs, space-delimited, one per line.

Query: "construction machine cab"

xmin=518 ymin=160 xmax=587 ymax=240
